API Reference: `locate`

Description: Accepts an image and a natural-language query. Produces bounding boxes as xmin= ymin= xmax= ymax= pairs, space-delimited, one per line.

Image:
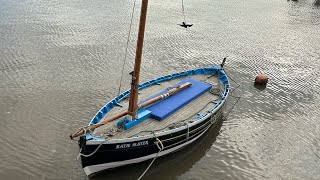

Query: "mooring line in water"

xmin=137 ymin=132 xmax=164 ymax=180
xmin=223 ymin=68 xmax=241 ymax=118
xmin=69 ymin=140 xmax=106 ymax=180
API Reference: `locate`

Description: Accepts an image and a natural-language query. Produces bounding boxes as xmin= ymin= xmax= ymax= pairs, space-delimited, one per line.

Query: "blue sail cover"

xmin=141 ymin=78 xmax=212 ymax=121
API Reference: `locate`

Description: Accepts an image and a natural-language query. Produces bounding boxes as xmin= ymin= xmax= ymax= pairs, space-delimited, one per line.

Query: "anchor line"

xmin=223 ymin=68 xmax=242 ymax=118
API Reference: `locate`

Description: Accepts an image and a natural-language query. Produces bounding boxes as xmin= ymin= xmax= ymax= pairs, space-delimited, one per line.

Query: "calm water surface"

xmin=0 ymin=0 xmax=319 ymax=179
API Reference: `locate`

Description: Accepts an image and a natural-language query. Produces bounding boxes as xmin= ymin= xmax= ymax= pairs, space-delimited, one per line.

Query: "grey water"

xmin=0 ymin=0 xmax=319 ymax=179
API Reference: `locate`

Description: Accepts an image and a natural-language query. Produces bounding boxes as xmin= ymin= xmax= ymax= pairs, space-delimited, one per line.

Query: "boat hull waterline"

xmin=78 ymin=66 xmax=230 ymax=176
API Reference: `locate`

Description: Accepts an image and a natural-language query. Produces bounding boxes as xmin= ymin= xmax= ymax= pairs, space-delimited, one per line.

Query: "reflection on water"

xmin=0 ymin=0 xmax=320 ymax=179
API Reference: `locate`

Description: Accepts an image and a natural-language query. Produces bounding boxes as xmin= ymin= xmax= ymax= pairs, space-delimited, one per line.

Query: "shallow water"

xmin=0 ymin=0 xmax=319 ymax=179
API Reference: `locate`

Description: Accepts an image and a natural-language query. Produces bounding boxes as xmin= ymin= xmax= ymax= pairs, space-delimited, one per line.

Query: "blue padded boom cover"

xmin=141 ymin=78 xmax=211 ymax=121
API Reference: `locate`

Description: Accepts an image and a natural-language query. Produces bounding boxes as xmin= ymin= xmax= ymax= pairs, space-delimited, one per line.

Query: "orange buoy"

xmin=255 ymin=74 xmax=268 ymax=85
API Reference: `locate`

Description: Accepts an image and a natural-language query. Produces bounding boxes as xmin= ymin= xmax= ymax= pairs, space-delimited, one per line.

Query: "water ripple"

xmin=0 ymin=0 xmax=320 ymax=179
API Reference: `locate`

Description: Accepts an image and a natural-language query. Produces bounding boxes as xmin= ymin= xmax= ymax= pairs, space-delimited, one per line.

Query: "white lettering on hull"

xmin=115 ymin=141 xmax=148 ymax=149
xmin=116 ymin=144 xmax=131 ymax=149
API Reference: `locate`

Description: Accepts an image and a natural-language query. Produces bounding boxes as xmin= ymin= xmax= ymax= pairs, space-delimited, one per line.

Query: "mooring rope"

xmin=117 ymin=0 xmax=137 ymax=96
xmin=137 ymin=132 xmax=164 ymax=180
xmin=68 ymin=139 xmax=106 ymax=180
xmin=223 ymin=68 xmax=241 ymax=118
xmin=78 ymin=140 xmax=105 ymax=158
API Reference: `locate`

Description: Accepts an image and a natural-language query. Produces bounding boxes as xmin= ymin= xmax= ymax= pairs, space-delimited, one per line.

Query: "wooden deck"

xmin=93 ymin=74 xmax=223 ymax=139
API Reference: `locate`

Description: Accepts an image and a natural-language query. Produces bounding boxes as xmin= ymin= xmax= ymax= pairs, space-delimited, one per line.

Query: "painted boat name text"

xmin=116 ymin=141 xmax=148 ymax=149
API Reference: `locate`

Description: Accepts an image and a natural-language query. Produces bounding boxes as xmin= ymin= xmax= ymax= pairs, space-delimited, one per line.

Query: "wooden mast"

xmin=128 ymin=0 xmax=148 ymax=120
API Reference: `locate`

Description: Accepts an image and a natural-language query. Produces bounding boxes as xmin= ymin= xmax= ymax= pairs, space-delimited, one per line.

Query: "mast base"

xmin=117 ymin=109 xmax=151 ymax=130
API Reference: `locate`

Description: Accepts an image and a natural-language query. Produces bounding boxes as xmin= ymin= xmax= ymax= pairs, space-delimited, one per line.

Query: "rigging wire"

xmin=117 ymin=0 xmax=137 ymax=96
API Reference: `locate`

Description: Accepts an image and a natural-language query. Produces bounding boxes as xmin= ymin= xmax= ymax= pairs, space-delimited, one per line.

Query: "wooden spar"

xmin=69 ymin=111 xmax=128 ymax=139
xmin=128 ymin=0 xmax=149 ymax=120
xmin=69 ymin=82 xmax=192 ymax=139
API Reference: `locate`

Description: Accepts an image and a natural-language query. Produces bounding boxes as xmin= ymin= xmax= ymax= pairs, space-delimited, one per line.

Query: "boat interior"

xmin=93 ymin=74 xmax=224 ymax=140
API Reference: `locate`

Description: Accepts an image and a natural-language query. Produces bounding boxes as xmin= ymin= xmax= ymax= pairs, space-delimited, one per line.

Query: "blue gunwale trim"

xmin=87 ymin=65 xmax=230 ymax=140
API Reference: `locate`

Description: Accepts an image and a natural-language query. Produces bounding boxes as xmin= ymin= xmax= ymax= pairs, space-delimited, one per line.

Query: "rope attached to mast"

xmin=118 ymin=0 xmax=137 ymax=96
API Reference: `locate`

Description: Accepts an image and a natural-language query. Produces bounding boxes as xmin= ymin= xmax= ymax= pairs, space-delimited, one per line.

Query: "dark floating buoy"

xmin=254 ymin=74 xmax=268 ymax=90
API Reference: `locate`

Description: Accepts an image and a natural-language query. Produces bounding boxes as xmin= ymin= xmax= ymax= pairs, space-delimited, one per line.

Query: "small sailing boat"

xmin=70 ymin=0 xmax=230 ymax=177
